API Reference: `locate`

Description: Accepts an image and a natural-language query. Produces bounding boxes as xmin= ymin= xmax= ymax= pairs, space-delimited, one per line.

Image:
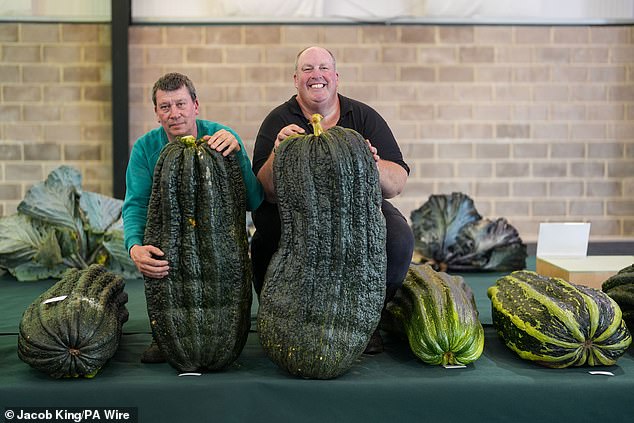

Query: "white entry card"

xmin=536 ymin=222 xmax=591 ymax=257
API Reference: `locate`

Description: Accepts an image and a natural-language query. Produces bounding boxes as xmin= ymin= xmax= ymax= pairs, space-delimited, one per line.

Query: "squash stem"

xmin=178 ymin=135 xmax=197 ymax=147
xmin=311 ymin=114 xmax=324 ymax=136
xmin=443 ymin=351 xmax=455 ymax=365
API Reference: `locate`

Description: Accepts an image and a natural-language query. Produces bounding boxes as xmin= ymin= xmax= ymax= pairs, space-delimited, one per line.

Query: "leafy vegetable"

xmin=411 ymin=192 xmax=526 ymax=272
xmin=18 ymin=165 xmax=83 ymax=230
xmin=0 ymin=166 xmax=140 ymax=281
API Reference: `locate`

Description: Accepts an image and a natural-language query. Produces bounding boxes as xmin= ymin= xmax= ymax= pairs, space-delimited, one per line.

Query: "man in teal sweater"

xmin=122 ymin=72 xmax=263 ymax=362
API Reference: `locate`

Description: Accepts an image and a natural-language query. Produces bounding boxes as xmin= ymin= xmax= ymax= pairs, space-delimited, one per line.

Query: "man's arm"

xmin=377 ymin=159 xmax=408 ymax=199
xmin=122 ymin=139 xmax=170 ymax=278
xmin=365 ymin=138 xmax=408 ymax=199
xmin=122 ymin=141 xmax=153 ymax=253
xmin=257 ymin=152 xmax=277 ymax=203
xmin=357 ymin=102 xmax=409 ymax=199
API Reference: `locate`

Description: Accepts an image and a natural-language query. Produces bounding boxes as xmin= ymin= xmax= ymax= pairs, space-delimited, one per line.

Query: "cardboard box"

xmin=536 ymin=256 xmax=634 ymax=290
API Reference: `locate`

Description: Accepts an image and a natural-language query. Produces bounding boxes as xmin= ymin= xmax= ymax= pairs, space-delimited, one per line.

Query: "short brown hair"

xmin=151 ymin=72 xmax=197 ymax=106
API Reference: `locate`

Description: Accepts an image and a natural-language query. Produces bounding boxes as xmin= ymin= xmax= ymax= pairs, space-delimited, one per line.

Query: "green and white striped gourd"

xmin=488 ymin=270 xmax=631 ymax=368
xmin=387 ymin=264 xmax=484 ymax=365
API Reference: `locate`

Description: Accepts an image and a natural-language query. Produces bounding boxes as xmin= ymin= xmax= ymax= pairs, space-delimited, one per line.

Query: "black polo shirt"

xmin=252 ymin=94 xmax=409 ymax=176
xmin=251 ymin=94 xmax=410 ymax=245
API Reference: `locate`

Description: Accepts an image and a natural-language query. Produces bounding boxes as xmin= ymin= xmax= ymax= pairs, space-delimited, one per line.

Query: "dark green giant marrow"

xmin=143 ymin=136 xmax=252 ymax=373
xmin=488 ymin=270 xmax=632 ymax=368
xmin=387 ymin=264 xmax=484 ymax=365
xmin=257 ymin=114 xmax=386 ymax=379
xmin=18 ymin=264 xmax=129 ymax=378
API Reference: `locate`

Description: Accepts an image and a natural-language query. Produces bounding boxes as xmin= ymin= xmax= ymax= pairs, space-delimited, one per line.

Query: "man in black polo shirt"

xmin=251 ymin=46 xmax=414 ymax=354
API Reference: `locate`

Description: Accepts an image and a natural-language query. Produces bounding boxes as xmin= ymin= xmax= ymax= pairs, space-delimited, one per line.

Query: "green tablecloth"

xmin=2 ymin=259 xmax=633 ymax=423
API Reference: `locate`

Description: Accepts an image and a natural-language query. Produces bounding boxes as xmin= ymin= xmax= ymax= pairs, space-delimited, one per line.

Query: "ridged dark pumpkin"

xmin=17 ymin=264 xmax=129 ymax=378
xmin=602 ymin=264 xmax=634 ymax=331
xmin=257 ymin=114 xmax=386 ymax=379
xmin=488 ymin=270 xmax=632 ymax=368
xmin=143 ymin=136 xmax=252 ymax=373
xmin=387 ymin=264 xmax=484 ymax=365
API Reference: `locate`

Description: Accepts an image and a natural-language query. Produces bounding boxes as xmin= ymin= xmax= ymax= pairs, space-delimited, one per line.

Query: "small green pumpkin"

xmin=143 ymin=136 xmax=252 ymax=373
xmin=257 ymin=114 xmax=386 ymax=379
xmin=18 ymin=264 xmax=129 ymax=378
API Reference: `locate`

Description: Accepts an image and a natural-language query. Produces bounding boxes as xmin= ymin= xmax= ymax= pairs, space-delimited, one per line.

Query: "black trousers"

xmin=250 ymin=200 xmax=414 ymax=303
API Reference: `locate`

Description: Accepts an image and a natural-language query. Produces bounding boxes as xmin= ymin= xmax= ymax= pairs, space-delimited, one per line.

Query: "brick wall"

xmin=2 ymin=23 xmax=633 ymax=242
xmin=129 ymin=25 xmax=634 ymax=241
xmin=0 ymin=23 xmax=112 ymax=216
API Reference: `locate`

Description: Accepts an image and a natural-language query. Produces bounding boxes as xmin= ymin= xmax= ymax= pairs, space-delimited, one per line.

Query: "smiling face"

xmin=294 ymin=47 xmax=339 ymax=113
xmin=154 ymin=86 xmax=199 ymax=142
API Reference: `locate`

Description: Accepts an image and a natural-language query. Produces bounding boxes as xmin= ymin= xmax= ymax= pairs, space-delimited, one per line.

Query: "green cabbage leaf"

xmin=0 ymin=166 xmax=139 ymax=281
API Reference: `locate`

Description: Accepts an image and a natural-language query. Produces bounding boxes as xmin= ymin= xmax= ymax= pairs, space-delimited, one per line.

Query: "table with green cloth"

xmin=1 ymin=258 xmax=633 ymax=423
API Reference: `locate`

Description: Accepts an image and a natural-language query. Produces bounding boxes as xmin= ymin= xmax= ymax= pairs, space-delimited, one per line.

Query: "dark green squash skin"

xmin=143 ymin=138 xmax=252 ymax=373
xmin=17 ymin=264 xmax=129 ymax=378
xmin=602 ymin=264 xmax=634 ymax=331
xmin=257 ymin=125 xmax=386 ymax=379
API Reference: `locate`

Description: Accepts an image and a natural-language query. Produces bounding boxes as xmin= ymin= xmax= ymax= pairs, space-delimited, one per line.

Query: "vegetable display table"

xmin=1 ymin=258 xmax=632 ymax=423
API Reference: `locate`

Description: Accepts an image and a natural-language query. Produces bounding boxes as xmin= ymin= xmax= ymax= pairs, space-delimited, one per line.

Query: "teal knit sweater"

xmin=122 ymin=119 xmax=264 ymax=253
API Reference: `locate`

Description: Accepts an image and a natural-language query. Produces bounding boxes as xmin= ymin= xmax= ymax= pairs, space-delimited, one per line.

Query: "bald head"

xmin=294 ymin=46 xmax=337 ymax=72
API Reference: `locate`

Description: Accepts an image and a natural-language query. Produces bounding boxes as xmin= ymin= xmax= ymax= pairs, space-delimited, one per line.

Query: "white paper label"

xmin=536 ymin=222 xmax=591 ymax=257
xmin=443 ymin=364 xmax=467 ymax=369
xmin=42 ymin=295 xmax=67 ymax=305
xmin=588 ymin=371 xmax=614 ymax=376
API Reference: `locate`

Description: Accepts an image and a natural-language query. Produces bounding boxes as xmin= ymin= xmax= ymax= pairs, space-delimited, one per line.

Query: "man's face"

xmin=154 ymin=86 xmax=199 ymax=141
xmin=294 ymin=47 xmax=338 ymax=110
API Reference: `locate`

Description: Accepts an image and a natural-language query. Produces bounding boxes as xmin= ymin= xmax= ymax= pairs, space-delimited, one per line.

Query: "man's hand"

xmin=276 ymin=124 xmax=305 ymax=147
xmin=203 ymin=129 xmax=241 ymax=156
xmin=130 ymin=244 xmax=169 ymax=279
xmin=365 ymin=139 xmax=380 ymax=162
xmin=256 ymin=124 xmax=306 ymax=203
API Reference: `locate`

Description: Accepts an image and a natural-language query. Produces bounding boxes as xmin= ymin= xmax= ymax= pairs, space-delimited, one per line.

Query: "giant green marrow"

xmin=257 ymin=114 xmax=386 ymax=379
xmin=143 ymin=136 xmax=252 ymax=373
xmin=488 ymin=270 xmax=631 ymax=368
xmin=18 ymin=264 xmax=129 ymax=378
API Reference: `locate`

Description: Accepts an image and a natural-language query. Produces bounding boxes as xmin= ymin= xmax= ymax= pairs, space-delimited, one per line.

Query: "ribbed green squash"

xmin=143 ymin=136 xmax=252 ymax=373
xmin=602 ymin=264 xmax=634 ymax=331
xmin=488 ymin=270 xmax=632 ymax=368
xmin=17 ymin=264 xmax=129 ymax=378
xmin=257 ymin=114 xmax=386 ymax=379
xmin=602 ymin=264 xmax=634 ymax=293
xmin=387 ymin=264 xmax=484 ymax=365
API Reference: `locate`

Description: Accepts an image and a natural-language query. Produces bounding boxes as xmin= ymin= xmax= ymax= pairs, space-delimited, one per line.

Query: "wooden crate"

xmin=536 ymin=256 xmax=634 ymax=289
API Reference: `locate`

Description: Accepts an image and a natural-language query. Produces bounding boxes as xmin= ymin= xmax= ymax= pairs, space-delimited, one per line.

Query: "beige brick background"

xmin=1 ymin=23 xmax=633 ymax=243
xmin=0 ymin=23 xmax=112 ymax=212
